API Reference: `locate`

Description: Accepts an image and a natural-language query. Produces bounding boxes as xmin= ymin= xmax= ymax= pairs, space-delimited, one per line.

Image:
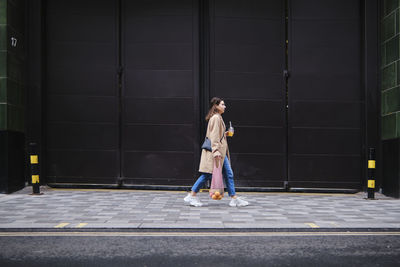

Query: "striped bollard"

xmin=29 ymin=143 xmax=42 ymax=195
xmin=367 ymin=148 xmax=375 ymax=199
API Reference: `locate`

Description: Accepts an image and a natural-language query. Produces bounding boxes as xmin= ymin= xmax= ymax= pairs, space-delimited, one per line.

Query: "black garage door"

xmin=45 ymin=0 xmax=200 ymax=186
xmin=121 ymin=0 xmax=200 ymax=186
xmin=46 ymin=0 xmax=119 ymax=184
xmin=288 ymin=0 xmax=362 ymax=189
xmin=44 ymin=0 xmax=364 ymax=190
xmin=209 ymin=0 xmax=287 ymax=187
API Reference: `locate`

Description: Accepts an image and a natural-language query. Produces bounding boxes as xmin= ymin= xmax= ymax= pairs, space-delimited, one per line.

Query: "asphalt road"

xmin=0 ymin=231 xmax=399 ymax=267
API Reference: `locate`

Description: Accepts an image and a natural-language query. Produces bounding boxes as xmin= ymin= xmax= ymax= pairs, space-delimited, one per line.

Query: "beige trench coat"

xmin=198 ymin=114 xmax=230 ymax=174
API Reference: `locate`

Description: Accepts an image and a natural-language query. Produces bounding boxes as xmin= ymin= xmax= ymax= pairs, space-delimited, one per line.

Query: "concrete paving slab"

xmin=0 ymin=186 xmax=399 ymax=230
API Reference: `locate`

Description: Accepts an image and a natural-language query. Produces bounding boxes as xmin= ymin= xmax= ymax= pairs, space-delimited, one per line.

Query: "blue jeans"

xmin=192 ymin=156 xmax=236 ymax=196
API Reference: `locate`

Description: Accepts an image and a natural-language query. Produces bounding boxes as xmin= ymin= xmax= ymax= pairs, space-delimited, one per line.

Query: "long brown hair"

xmin=205 ymin=97 xmax=223 ymax=121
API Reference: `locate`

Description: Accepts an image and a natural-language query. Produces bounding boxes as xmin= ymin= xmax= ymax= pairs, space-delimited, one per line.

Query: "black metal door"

xmin=209 ymin=0 xmax=287 ymax=188
xmin=288 ymin=0 xmax=363 ymax=189
xmin=44 ymin=0 xmax=363 ymax=189
xmin=120 ymin=0 xmax=200 ymax=186
xmin=45 ymin=0 xmax=119 ymax=184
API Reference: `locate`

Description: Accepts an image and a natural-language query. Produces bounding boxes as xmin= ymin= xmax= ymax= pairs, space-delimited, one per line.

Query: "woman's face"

xmin=216 ymin=101 xmax=226 ymax=114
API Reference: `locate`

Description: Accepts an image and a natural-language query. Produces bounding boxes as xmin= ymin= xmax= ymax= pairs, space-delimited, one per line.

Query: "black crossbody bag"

xmin=201 ymin=135 xmax=224 ymax=152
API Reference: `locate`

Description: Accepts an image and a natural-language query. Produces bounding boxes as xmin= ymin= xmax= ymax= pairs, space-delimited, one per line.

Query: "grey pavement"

xmin=0 ymin=186 xmax=399 ymax=229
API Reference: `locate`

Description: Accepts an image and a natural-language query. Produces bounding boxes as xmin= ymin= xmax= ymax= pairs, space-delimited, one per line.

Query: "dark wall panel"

xmin=46 ymin=124 xmax=118 ymax=150
xmin=291 ymin=102 xmax=362 ymax=127
xmin=231 ymin=155 xmax=285 ymax=187
xmin=125 ymin=70 xmax=193 ymax=98
xmin=124 ymin=152 xmax=194 ymax=181
xmin=289 ymin=0 xmax=362 ymax=189
xmin=215 ymin=73 xmax=282 ymax=99
xmin=124 ymin=125 xmax=194 ymax=151
xmin=46 ymin=151 xmax=118 ymax=182
xmin=47 ymin=95 xmax=118 ymax=123
xmin=210 ymin=0 xmax=286 ymax=187
xmin=290 ymin=129 xmax=361 ymax=155
xmin=122 ymin=0 xmax=199 ymax=186
xmin=45 ymin=0 xmax=118 ymax=184
xmin=228 ymin=128 xmax=284 ymax=154
xmin=124 ymin=99 xmax=194 ymax=124
xmin=290 ymin=156 xmax=361 ymax=182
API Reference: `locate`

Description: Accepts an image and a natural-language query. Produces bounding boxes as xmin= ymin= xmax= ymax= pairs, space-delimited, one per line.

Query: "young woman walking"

xmin=184 ymin=97 xmax=249 ymax=207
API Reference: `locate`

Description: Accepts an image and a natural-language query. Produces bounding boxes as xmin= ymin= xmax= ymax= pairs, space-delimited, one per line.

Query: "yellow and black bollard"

xmin=29 ymin=143 xmax=42 ymax=195
xmin=367 ymin=148 xmax=375 ymax=199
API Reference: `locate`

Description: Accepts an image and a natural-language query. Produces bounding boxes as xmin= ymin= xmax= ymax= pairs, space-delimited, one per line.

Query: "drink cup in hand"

xmin=227 ymin=121 xmax=234 ymax=137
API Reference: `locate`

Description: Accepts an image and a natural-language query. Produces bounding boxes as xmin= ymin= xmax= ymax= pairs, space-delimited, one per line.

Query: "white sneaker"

xmin=184 ymin=193 xmax=192 ymax=203
xmin=229 ymin=197 xmax=249 ymax=207
xmin=184 ymin=193 xmax=203 ymax=207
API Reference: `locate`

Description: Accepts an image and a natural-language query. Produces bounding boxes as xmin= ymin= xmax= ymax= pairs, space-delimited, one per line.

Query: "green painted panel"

xmin=7 ymin=104 xmax=15 ymax=131
xmin=397 ymin=113 xmax=400 ymax=138
xmin=0 ymin=24 xmax=6 ymax=51
xmin=382 ymin=44 xmax=386 ymax=67
xmin=0 ymin=103 xmax=6 ymax=130
xmin=383 ymin=113 xmax=398 ymax=140
xmin=0 ymin=78 xmax=6 ymax=103
xmin=382 ymin=91 xmax=388 ymax=115
xmin=382 ymin=12 xmax=396 ymax=41
xmin=0 ymin=0 xmax=6 ymax=25
xmin=382 ymin=62 xmax=397 ymax=90
xmin=387 ymin=86 xmax=400 ymax=113
xmin=386 ymin=35 xmax=399 ymax=64
xmin=397 ymin=9 xmax=400 ymax=34
xmin=384 ymin=0 xmax=399 ymax=16
xmin=0 ymin=0 xmax=25 ymax=133
xmin=0 ymin=51 xmax=6 ymax=78
xmin=397 ymin=60 xmax=400 ymax=86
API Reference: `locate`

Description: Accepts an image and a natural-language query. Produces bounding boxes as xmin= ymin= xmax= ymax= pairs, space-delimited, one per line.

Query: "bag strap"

xmin=206 ymin=116 xmax=225 ymax=142
xmin=205 ymin=134 xmax=224 ymax=143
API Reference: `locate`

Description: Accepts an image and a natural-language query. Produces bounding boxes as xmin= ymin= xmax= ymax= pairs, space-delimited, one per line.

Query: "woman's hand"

xmin=225 ymin=131 xmax=229 ymax=136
